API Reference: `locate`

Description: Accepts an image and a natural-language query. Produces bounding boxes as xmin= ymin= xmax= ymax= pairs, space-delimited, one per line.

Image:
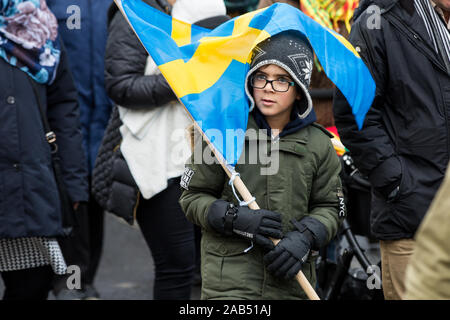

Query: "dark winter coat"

xmin=92 ymin=105 xmax=138 ymax=224
xmin=333 ymin=0 xmax=450 ymax=240
xmin=104 ymin=2 xmax=176 ymax=110
xmin=47 ymin=0 xmax=114 ymax=173
xmin=92 ymin=1 xmax=174 ymax=223
xmin=0 ymin=44 xmax=89 ymax=239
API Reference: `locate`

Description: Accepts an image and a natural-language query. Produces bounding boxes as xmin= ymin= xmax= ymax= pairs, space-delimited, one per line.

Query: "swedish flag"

xmin=115 ymin=0 xmax=375 ymax=166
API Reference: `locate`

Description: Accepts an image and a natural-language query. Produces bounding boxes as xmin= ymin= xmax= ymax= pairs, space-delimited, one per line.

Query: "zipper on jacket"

xmin=357 ymin=26 xmax=378 ymax=79
xmin=133 ymin=191 xmax=140 ymax=223
xmin=384 ymin=11 xmax=450 ymax=159
xmin=438 ymin=80 xmax=450 ymax=161
xmin=384 ymin=11 xmax=448 ymax=75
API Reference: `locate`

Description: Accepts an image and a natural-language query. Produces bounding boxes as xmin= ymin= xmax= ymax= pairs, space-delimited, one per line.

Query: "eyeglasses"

xmin=250 ymin=74 xmax=295 ymax=92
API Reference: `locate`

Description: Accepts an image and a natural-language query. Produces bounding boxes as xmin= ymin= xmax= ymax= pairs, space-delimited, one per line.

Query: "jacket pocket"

xmin=201 ymin=233 xmax=253 ymax=298
xmin=391 ymin=156 xmax=413 ymax=202
xmin=369 ymin=156 xmax=402 ymax=194
xmin=204 ymin=234 xmax=253 ymax=257
xmin=278 ymin=141 xmax=307 ymax=158
xmin=387 ymin=157 xmax=424 ymax=234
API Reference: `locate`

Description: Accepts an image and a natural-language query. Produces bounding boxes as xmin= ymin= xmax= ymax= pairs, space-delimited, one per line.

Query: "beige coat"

xmin=404 ymin=163 xmax=450 ymax=299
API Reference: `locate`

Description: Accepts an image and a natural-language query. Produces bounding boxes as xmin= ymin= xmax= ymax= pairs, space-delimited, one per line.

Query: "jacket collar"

xmin=246 ymin=113 xmax=309 ymax=144
xmin=356 ymin=0 xmax=425 ymax=37
xmin=356 ymin=0 xmax=442 ymax=69
xmin=382 ymin=0 xmax=448 ymax=71
xmin=393 ymin=0 xmax=434 ymax=46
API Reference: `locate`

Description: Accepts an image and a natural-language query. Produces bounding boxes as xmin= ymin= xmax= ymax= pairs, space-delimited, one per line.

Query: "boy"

xmin=179 ymin=31 xmax=343 ymax=300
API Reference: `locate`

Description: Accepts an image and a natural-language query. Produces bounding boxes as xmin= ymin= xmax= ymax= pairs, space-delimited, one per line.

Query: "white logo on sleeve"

xmin=180 ymin=167 xmax=195 ymax=190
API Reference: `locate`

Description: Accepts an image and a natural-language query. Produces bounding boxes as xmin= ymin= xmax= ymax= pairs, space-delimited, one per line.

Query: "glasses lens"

xmin=272 ymin=80 xmax=290 ymax=92
xmin=252 ymin=75 xmax=267 ymax=89
xmin=251 ymin=75 xmax=292 ymax=92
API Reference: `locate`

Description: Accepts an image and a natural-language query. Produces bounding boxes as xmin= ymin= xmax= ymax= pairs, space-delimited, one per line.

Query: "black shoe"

xmin=82 ymin=284 xmax=100 ymax=300
xmin=54 ymin=288 xmax=85 ymax=300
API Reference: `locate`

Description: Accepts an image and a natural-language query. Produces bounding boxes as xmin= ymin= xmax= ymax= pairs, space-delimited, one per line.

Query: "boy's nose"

xmin=264 ymin=82 xmax=275 ymax=92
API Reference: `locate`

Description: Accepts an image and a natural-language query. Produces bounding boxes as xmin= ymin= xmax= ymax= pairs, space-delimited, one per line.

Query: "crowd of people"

xmin=0 ymin=0 xmax=449 ymax=301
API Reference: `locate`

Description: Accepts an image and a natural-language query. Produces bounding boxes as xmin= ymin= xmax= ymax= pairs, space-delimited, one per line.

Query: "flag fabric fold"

xmin=115 ymin=0 xmax=375 ymax=166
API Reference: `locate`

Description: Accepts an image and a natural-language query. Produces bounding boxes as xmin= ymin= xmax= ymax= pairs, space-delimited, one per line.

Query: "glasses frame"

xmin=250 ymin=74 xmax=296 ymax=92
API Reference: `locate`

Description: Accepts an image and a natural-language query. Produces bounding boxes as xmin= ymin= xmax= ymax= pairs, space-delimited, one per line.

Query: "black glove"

xmin=263 ymin=217 xmax=328 ymax=279
xmin=207 ymin=200 xmax=283 ymax=251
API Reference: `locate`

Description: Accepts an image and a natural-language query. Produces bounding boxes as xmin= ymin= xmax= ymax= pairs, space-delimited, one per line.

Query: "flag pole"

xmin=191 ymin=122 xmax=321 ymax=301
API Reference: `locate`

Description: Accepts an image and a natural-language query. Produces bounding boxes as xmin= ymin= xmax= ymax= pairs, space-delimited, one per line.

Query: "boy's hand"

xmin=207 ymin=200 xmax=283 ymax=251
xmin=263 ymin=230 xmax=312 ymax=279
xmin=263 ymin=217 xmax=329 ymax=279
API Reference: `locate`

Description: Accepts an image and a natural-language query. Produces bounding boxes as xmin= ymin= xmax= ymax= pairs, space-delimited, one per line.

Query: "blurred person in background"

xmin=333 ymin=0 xmax=450 ymax=300
xmin=100 ymin=0 xmax=228 ymax=300
xmin=46 ymin=0 xmax=113 ymax=300
xmin=257 ymin=0 xmax=299 ymax=9
xmin=404 ymin=163 xmax=450 ymax=300
xmin=224 ymin=0 xmax=259 ymax=16
xmin=0 ymin=0 xmax=88 ymax=300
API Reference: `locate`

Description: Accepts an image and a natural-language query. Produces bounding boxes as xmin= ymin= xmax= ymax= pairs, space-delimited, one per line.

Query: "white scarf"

xmin=118 ymin=57 xmax=192 ymax=199
xmin=171 ymin=0 xmax=226 ymax=23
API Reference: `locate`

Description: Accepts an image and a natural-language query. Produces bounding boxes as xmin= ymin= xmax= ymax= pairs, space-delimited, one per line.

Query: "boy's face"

xmin=252 ymin=64 xmax=301 ymax=121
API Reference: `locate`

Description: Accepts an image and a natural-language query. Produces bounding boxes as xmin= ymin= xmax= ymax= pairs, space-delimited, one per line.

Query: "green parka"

xmin=179 ymin=114 xmax=343 ymax=299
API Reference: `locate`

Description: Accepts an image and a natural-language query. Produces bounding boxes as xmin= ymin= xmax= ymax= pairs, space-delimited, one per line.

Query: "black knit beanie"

xmin=245 ymin=31 xmax=314 ymax=119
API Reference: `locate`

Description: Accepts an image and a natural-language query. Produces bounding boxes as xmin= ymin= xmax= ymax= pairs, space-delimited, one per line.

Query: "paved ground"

xmin=83 ymin=213 xmax=156 ymax=300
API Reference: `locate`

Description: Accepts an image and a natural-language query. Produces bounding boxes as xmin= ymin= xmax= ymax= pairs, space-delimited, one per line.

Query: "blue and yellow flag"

xmin=115 ymin=0 xmax=375 ymax=166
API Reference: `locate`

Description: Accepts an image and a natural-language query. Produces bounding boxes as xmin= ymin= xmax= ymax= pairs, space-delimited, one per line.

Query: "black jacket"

xmin=104 ymin=1 xmax=176 ymax=109
xmin=93 ymin=2 xmax=231 ymax=224
xmin=333 ymin=0 xmax=450 ymax=240
xmin=93 ymin=1 xmax=175 ymax=224
xmin=0 ymin=43 xmax=88 ymax=238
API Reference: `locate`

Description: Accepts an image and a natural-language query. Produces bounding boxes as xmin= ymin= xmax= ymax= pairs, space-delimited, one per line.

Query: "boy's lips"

xmin=261 ymin=98 xmax=276 ymax=106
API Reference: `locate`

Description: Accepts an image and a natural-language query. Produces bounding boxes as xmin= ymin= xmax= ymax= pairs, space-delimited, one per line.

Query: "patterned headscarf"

xmin=0 ymin=0 xmax=60 ymax=84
